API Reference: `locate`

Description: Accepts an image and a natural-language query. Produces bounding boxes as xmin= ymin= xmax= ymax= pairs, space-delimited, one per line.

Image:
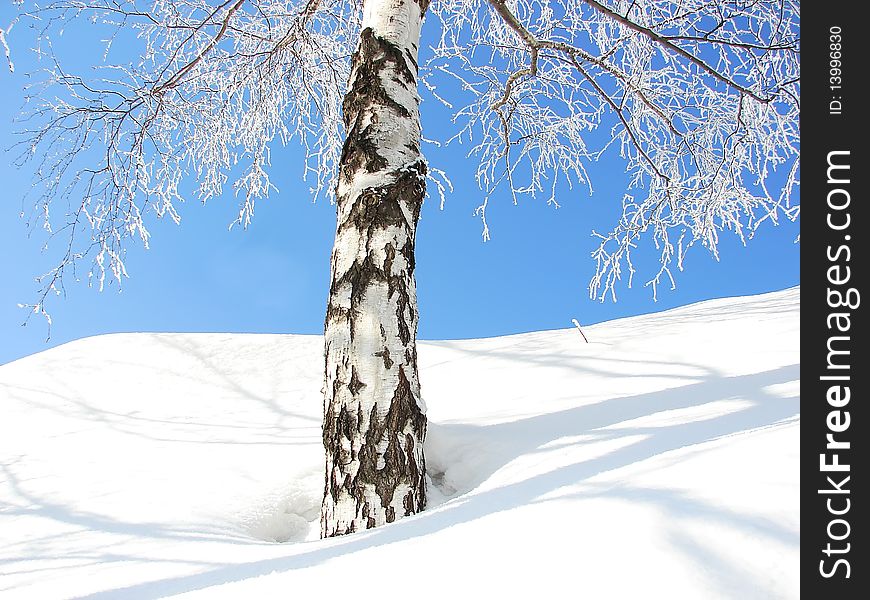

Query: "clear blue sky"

xmin=0 ymin=6 xmax=800 ymax=366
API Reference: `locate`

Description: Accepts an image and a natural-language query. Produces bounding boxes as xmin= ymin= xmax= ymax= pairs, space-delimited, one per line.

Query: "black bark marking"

xmin=375 ymin=346 xmax=394 ymax=370
xmin=326 ymin=162 xmax=426 ymax=355
xmin=325 ymin=366 xmax=426 ymax=535
xmin=401 ymin=228 xmax=418 ymax=266
xmin=336 ymin=162 xmax=426 ymax=234
xmin=338 ymin=28 xmax=417 ymax=184
xmin=396 ymin=296 xmax=411 ymax=345
xmin=349 ymin=366 xmax=366 ymax=395
xmin=405 ymin=433 xmax=419 ymax=483
xmin=404 ymin=49 xmax=418 ymax=73
xmin=403 ymin=490 xmax=415 ymax=516
xmin=384 ymin=242 xmax=396 ymax=278
xmin=337 ymin=405 xmax=355 ymax=452
xmin=324 ymin=303 xmax=350 ymax=327
xmin=363 ymin=503 xmax=376 ymax=529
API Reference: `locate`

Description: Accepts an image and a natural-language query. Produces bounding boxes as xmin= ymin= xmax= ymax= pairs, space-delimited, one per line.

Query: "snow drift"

xmin=0 ymin=288 xmax=799 ymax=599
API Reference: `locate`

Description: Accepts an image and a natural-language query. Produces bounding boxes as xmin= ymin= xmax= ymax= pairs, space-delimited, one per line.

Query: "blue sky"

xmin=0 ymin=6 xmax=800 ymax=366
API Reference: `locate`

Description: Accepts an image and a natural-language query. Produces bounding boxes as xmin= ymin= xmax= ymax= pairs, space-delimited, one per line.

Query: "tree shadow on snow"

xmin=68 ymin=362 xmax=799 ymax=599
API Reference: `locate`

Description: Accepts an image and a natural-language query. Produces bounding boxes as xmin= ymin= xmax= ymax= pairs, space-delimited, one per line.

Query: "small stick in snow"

xmin=572 ymin=319 xmax=589 ymax=343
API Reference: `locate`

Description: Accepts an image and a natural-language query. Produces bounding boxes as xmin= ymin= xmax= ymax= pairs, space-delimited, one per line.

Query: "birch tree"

xmin=9 ymin=0 xmax=799 ymax=536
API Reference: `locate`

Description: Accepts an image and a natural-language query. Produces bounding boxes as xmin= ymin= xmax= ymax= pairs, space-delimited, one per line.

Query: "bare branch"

xmin=578 ymin=0 xmax=774 ymax=103
xmin=430 ymin=0 xmax=798 ymax=299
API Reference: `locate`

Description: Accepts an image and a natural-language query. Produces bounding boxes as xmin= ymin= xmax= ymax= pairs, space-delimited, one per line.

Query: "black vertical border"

xmin=803 ymin=3 xmax=866 ymax=596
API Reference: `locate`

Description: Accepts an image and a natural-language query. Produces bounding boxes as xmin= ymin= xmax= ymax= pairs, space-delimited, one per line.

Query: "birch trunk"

xmin=321 ymin=0 xmax=429 ymax=537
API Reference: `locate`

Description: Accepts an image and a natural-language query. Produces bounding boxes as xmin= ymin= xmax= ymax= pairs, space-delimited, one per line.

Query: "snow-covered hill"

xmin=0 ymin=288 xmax=799 ymax=599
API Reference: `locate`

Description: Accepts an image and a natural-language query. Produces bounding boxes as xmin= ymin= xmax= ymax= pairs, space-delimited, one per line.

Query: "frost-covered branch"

xmin=428 ymin=0 xmax=799 ymax=300
xmin=16 ymin=0 xmax=357 ymax=320
xmin=578 ymin=0 xmax=775 ymax=103
xmin=0 ymin=15 xmax=15 ymax=73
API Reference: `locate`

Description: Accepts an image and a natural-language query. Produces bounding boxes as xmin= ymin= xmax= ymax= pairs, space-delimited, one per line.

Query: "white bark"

xmin=321 ymin=0 xmax=429 ymax=537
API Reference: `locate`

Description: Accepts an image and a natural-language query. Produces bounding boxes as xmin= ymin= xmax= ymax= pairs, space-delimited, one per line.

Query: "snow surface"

xmin=0 ymin=288 xmax=799 ymax=599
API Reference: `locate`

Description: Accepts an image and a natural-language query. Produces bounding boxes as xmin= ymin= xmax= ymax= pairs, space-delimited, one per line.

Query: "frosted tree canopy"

xmin=10 ymin=0 xmax=799 ymax=317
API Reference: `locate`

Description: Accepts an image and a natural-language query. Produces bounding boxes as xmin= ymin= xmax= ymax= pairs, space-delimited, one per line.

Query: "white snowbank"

xmin=0 ymin=288 xmax=799 ymax=599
